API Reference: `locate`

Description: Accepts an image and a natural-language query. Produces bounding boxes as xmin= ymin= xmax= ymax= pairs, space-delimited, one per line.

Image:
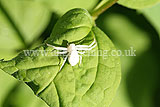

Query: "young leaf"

xmin=118 ymin=0 xmax=160 ymax=9
xmin=0 ymin=8 xmax=121 ymax=107
xmin=46 ymin=8 xmax=93 ymax=45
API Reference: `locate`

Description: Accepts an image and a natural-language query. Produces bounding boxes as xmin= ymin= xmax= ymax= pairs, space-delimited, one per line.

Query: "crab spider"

xmin=47 ymin=39 xmax=97 ymax=72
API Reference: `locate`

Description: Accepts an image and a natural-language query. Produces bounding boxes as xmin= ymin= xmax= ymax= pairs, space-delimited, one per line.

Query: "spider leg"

xmin=79 ymin=55 xmax=82 ymax=65
xmin=47 ymin=43 xmax=67 ymax=50
xmin=75 ymin=39 xmax=96 ymax=48
xmin=78 ymin=51 xmax=86 ymax=55
xmin=56 ymin=51 xmax=68 ymax=54
xmin=76 ymin=43 xmax=97 ymax=51
xmin=59 ymin=53 xmax=69 ymax=72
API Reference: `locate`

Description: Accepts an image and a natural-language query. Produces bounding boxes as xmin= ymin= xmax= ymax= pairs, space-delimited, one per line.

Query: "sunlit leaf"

xmin=0 ymin=8 xmax=121 ymax=107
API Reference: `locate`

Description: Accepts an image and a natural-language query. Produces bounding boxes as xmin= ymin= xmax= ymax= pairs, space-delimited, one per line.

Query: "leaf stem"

xmin=91 ymin=0 xmax=118 ymax=20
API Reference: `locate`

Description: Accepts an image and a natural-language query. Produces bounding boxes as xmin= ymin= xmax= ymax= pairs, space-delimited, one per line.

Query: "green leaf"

xmin=141 ymin=3 xmax=160 ymax=38
xmin=0 ymin=8 xmax=22 ymax=58
xmin=0 ymin=70 xmax=17 ymax=106
xmin=2 ymin=82 xmax=48 ymax=107
xmin=0 ymin=0 xmax=51 ymax=59
xmin=0 ymin=8 xmax=121 ymax=107
xmin=0 ymin=0 xmax=51 ymax=43
xmin=0 ymin=0 xmax=52 ymax=106
xmin=80 ymin=26 xmax=121 ymax=107
xmin=46 ymin=8 xmax=94 ymax=45
xmin=118 ymin=0 xmax=160 ymax=9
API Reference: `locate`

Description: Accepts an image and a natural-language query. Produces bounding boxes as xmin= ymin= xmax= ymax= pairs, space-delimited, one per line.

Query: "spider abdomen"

xmin=68 ymin=50 xmax=79 ymax=66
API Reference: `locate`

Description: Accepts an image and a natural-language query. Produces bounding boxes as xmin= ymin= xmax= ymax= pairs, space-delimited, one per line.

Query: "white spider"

xmin=47 ymin=39 xmax=97 ymax=72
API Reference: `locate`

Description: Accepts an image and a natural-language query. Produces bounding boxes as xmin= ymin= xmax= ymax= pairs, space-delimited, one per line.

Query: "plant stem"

xmin=91 ymin=0 xmax=118 ymax=20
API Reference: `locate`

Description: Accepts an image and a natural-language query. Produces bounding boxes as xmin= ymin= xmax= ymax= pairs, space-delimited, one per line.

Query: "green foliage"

xmin=46 ymin=8 xmax=93 ymax=45
xmin=142 ymin=3 xmax=160 ymax=38
xmin=36 ymin=0 xmax=99 ymax=15
xmin=96 ymin=5 xmax=160 ymax=107
xmin=0 ymin=8 xmax=121 ymax=107
xmin=0 ymin=0 xmax=160 ymax=107
xmin=118 ymin=0 xmax=160 ymax=9
xmin=0 ymin=0 xmax=51 ymax=59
